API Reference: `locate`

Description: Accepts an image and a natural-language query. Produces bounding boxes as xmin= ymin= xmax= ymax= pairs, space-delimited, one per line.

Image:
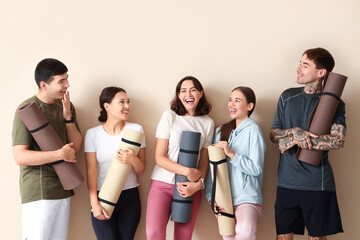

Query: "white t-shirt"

xmin=84 ymin=122 xmax=146 ymax=190
xmin=151 ymin=110 xmax=214 ymax=184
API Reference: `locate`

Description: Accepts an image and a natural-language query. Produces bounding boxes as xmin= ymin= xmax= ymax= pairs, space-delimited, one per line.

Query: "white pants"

xmin=22 ymin=198 xmax=70 ymax=240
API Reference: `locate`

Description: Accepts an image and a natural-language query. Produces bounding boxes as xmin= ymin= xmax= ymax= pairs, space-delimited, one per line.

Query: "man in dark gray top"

xmin=270 ymin=48 xmax=345 ymax=240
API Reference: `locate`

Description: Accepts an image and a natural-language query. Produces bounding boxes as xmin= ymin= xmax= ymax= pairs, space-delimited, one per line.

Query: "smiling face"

xmin=40 ymin=73 xmax=69 ymax=103
xmin=228 ymin=89 xmax=254 ymax=125
xmin=296 ymin=54 xmax=326 ymax=86
xmin=178 ymin=80 xmax=203 ymax=116
xmin=105 ymin=91 xmax=130 ymax=121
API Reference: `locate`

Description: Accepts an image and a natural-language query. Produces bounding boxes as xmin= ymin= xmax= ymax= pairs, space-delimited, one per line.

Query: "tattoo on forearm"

xmin=330 ymin=123 xmax=346 ymax=137
xmin=310 ymin=124 xmax=345 ymax=150
xmin=279 ymin=136 xmax=295 ymax=153
xmin=291 ymin=127 xmax=308 ymax=142
xmin=270 ymin=129 xmax=293 ymax=143
xmin=311 ymin=135 xmax=344 ymax=150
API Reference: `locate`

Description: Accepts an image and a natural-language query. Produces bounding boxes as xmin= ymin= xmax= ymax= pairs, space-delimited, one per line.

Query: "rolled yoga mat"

xmin=208 ymin=145 xmax=235 ymax=236
xmin=298 ymin=72 xmax=347 ymax=166
xmin=16 ymin=101 xmax=85 ymax=190
xmin=98 ymin=127 xmax=144 ymax=217
xmin=171 ymin=131 xmax=201 ymax=223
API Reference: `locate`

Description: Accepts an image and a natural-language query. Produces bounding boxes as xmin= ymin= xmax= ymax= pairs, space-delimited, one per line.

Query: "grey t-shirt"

xmin=271 ymin=87 xmax=346 ymax=191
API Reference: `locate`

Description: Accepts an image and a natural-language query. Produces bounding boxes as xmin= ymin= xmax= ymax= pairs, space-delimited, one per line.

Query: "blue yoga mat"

xmin=171 ymin=131 xmax=201 ymax=223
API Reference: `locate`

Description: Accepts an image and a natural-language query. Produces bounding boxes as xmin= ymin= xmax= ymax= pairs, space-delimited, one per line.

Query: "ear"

xmin=318 ymin=69 xmax=327 ymax=78
xmin=200 ymin=90 xmax=204 ymax=98
xmin=104 ymin=102 xmax=110 ymax=111
xmin=39 ymin=81 xmax=47 ymax=90
xmin=248 ymin=102 xmax=254 ymax=111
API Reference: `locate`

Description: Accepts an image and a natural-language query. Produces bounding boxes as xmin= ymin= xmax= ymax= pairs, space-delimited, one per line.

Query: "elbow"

xmin=331 ymin=134 xmax=345 ymax=150
xmin=74 ymin=146 xmax=82 ymax=154
xmin=250 ymin=162 xmax=264 ymax=177
xmin=269 ymin=131 xmax=277 ymax=143
xmin=12 ymin=150 xmax=26 ymax=166
xmin=335 ymin=137 xmax=345 ymax=150
xmin=253 ymin=167 xmax=263 ymax=177
xmin=74 ymin=141 xmax=83 ymax=154
xmin=154 ymin=156 xmax=160 ymax=166
xmin=154 ymin=154 xmax=163 ymax=167
xmin=14 ymin=157 xmax=24 ymax=166
xmin=13 ymin=155 xmax=28 ymax=166
xmin=136 ymin=167 xmax=145 ymax=175
xmin=135 ymin=161 xmax=146 ymax=175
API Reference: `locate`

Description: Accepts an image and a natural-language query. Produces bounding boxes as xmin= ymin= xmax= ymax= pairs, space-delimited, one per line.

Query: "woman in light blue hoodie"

xmin=206 ymin=86 xmax=266 ymax=240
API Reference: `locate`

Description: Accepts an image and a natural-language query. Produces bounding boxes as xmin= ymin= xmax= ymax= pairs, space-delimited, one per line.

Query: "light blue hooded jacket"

xmin=205 ymin=118 xmax=266 ymax=206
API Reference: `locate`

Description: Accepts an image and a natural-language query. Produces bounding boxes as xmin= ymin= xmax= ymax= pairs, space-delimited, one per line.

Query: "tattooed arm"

xmin=270 ymin=128 xmax=297 ymax=154
xmin=270 ymin=123 xmax=345 ymax=154
xmin=271 ymin=127 xmax=318 ymax=154
xmin=270 ymin=128 xmax=293 ymax=143
xmin=310 ymin=123 xmax=346 ymax=151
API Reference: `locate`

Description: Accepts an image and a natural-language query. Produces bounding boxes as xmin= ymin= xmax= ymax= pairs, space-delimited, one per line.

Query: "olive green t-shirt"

xmin=12 ymin=96 xmax=80 ymax=203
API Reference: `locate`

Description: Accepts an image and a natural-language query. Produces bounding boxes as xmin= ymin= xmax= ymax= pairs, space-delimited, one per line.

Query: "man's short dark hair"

xmin=34 ymin=58 xmax=68 ymax=88
xmin=303 ymin=48 xmax=335 ymax=73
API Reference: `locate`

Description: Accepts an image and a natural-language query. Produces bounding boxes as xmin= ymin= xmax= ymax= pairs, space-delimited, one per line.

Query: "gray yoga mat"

xmin=171 ymin=131 xmax=201 ymax=223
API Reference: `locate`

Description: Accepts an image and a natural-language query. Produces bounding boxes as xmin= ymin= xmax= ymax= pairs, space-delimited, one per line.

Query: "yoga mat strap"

xmin=29 ymin=122 xmax=49 ymax=133
xmin=320 ymin=92 xmax=341 ymax=101
xmin=121 ymin=138 xmax=142 ymax=147
xmin=179 ymin=148 xmax=199 ymax=155
xmin=51 ymin=160 xmax=65 ymax=165
xmin=172 ymin=199 xmax=193 ymax=204
xmin=209 ymin=159 xmax=227 ymax=165
xmin=98 ymin=197 xmax=117 ymax=207
xmin=210 ymin=158 xmax=235 ymax=218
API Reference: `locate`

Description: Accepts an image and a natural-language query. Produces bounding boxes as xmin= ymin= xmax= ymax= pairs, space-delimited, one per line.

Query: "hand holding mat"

xmin=208 ymin=145 xmax=235 ymax=236
xmin=298 ymin=72 xmax=347 ymax=166
xmin=16 ymin=101 xmax=84 ymax=190
xmin=98 ymin=127 xmax=144 ymax=217
xmin=171 ymin=131 xmax=201 ymax=223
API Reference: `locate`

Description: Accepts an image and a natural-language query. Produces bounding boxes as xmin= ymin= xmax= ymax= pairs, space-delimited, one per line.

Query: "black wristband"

xmin=64 ymin=116 xmax=74 ymax=123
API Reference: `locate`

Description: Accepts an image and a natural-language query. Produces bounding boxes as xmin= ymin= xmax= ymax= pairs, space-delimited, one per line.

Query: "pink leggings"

xmin=223 ymin=203 xmax=262 ymax=240
xmin=146 ymin=180 xmax=201 ymax=240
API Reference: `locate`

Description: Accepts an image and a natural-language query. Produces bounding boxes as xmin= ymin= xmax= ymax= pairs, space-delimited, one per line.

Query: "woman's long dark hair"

xmin=98 ymin=86 xmax=126 ymax=122
xmin=219 ymin=86 xmax=256 ymax=141
xmin=170 ymin=76 xmax=211 ymax=116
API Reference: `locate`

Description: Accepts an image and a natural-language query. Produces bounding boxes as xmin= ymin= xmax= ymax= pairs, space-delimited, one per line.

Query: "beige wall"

xmin=1 ymin=1 xmax=359 ymax=239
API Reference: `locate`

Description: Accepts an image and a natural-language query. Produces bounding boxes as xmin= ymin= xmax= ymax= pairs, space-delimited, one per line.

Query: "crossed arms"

xmin=270 ymin=123 xmax=346 ymax=154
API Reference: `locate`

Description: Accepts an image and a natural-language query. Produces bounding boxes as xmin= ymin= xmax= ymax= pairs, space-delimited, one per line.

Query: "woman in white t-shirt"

xmin=146 ymin=76 xmax=214 ymax=240
xmin=85 ymin=87 xmax=146 ymax=240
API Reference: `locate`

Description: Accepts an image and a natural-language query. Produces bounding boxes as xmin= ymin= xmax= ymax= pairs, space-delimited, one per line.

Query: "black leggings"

xmin=91 ymin=187 xmax=141 ymax=240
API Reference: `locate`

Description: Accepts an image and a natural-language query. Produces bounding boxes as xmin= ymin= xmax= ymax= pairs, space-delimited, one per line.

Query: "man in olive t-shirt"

xmin=12 ymin=58 xmax=83 ymax=240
